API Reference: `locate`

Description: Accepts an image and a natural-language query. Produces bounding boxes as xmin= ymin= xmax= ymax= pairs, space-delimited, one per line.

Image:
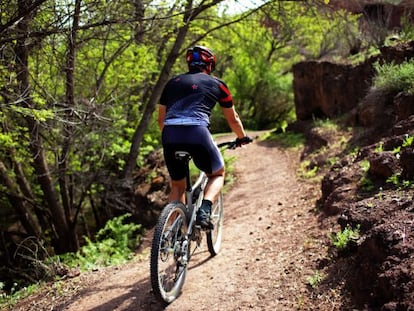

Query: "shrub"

xmin=330 ymin=225 xmax=360 ymax=251
xmin=373 ymin=59 xmax=414 ymax=94
xmin=61 ymin=214 xmax=142 ymax=270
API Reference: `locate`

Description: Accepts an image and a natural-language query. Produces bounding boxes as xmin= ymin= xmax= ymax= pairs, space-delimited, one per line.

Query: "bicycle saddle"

xmin=175 ymin=151 xmax=191 ymax=161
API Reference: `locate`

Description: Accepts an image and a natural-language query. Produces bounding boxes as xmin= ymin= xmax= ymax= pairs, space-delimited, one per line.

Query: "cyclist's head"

xmin=186 ymin=45 xmax=216 ymax=74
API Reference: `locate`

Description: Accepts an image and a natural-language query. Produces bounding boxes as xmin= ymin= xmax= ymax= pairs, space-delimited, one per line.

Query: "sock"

xmin=201 ymin=199 xmax=212 ymax=210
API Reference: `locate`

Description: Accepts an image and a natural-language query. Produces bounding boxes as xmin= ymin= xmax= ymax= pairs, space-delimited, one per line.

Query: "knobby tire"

xmin=150 ymin=202 xmax=188 ymax=304
xmin=206 ymin=192 xmax=224 ymax=256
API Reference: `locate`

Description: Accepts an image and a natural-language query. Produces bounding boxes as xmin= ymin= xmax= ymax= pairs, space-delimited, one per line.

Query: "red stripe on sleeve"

xmin=219 ymin=83 xmax=233 ymax=107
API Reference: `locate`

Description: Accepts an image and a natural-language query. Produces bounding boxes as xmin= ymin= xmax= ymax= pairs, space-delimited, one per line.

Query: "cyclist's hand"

xmin=235 ymin=136 xmax=253 ymax=147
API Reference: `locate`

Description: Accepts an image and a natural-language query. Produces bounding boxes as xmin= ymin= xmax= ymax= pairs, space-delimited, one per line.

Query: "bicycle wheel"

xmin=206 ymin=192 xmax=224 ymax=256
xmin=150 ymin=202 xmax=189 ymax=303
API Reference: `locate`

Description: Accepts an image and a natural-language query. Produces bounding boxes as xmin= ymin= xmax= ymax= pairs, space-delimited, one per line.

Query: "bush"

xmin=373 ymin=59 xmax=414 ymax=94
xmin=330 ymin=225 xmax=360 ymax=251
xmin=61 ymin=214 xmax=142 ymax=270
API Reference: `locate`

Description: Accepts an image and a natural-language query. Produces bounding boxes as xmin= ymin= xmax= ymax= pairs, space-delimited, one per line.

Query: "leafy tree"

xmin=208 ymin=1 xmax=360 ymax=130
xmin=0 ymin=0 xmax=165 ymax=288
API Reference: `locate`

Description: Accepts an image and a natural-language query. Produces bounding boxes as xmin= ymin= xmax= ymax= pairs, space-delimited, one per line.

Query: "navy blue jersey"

xmin=160 ymin=71 xmax=233 ymax=127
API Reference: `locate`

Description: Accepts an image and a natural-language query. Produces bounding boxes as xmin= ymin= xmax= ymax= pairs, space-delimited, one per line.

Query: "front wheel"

xmin=150 ymin=202 xmax=188 ymax=304
xmin=206 ymin=192 xmax=224 ymax=256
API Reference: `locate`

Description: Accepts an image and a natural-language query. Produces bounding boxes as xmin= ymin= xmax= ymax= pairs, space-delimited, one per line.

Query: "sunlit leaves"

xmin=8 ymin=106 xmax=54 ymax=122
xmin=0 ymin=132 xmax=17 ymax=149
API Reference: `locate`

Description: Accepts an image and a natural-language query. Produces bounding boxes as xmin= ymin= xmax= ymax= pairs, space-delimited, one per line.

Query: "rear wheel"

xmin=206 ymin=192 xmax=224 ymax=256
xmin=150 ymin=202 xmax=188 ymax=303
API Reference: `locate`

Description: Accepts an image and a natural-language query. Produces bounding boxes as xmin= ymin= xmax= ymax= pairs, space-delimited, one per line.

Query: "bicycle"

xmin=150 ymin=139 xmax=245 ymax=304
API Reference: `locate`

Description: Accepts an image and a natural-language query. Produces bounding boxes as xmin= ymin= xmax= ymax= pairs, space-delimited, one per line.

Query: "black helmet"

xmin=186 ymin=45 xmax=216 ymax=73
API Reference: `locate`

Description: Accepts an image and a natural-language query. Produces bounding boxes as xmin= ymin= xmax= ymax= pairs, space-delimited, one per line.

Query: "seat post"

xmin=175 ymin=151 xmax=193 ymax=192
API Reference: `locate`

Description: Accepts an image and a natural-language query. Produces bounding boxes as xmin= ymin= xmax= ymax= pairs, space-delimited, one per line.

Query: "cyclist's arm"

xmin=221 ymin=106 xmax=246 ymax=139
xmin=158 ymin=104 xmax=166 ymax=131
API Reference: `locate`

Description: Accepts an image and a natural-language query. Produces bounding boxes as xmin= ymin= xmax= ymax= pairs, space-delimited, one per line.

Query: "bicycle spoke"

xmin=150 ymin=202 xmax=189 ymax=303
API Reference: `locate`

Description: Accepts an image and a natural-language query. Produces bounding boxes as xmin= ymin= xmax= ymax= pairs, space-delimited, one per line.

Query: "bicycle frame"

xmin=176 ymin=139 xmax=240 ymax=246
xmin=174 ymin=151 xmax=208 ymax=244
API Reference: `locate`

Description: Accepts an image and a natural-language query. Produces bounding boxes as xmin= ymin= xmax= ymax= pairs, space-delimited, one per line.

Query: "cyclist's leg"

xmin=196 ymin=167 xmax=224 ymax=229
xmin=188 ymin=128 xmax=225 ymax=204
xmin=162 ymin=130 xmax=188 ymax=203
xmin=169 ymin=178 xmax=186 ymax=203
xmin=188 ymin=130 xmax=225 ymax=228
xmin=204 ymin=167 xmax=225 ymax=203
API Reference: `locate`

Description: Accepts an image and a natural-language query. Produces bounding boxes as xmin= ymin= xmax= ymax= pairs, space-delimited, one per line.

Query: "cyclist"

xmin=158 ymin=45 xmax=251 ymax=229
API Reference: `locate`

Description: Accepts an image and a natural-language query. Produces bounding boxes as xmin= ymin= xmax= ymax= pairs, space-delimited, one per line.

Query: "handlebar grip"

xmin=217 ymin=136 xmax=253 ymax=149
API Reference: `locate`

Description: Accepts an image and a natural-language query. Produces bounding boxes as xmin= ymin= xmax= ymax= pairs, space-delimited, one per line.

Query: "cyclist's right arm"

xmin=221 ymin=106 xmax=247 ymax=139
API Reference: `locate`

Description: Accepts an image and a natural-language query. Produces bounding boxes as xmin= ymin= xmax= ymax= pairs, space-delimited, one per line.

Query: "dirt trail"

xmin=13 ymin=136 xmax=339 ymax=311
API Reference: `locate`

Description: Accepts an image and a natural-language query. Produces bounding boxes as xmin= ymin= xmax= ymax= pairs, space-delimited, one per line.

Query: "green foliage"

xmin=0 ymin=283 xmax=39 ymax=309
xmin=137 ymin=125 xmax=160 ymax=167
xmin=349 ymin=45 xmax=381 ymax=64
xmin=307 ymin=270 xmax=324 ymax=289
xmin=265 ymin=131 xmax=306 ymax=149
xmin=360 ymin=160 xmax=370 ymax=172
xmin=402 ymin=134 xmax=414 ymax=147
xmin=327 ymin=156 xmax=339 ymax=166
xmin=211 ymin=2 xmax=360 ymax=130
xmin=61 ymin=214 xmax=142 ymax=270
xmin=330 ymin=225 xmax=360 ymax=251
xmin=359 ymin=176 xmax=375 ymax=192
xmin=375 ymin=141 xmax=384 ymax=153
xmin=373 ymin=59 xmax=414 ymax=94
xmin=392 ymin=145 xmax=401 ymax=154
xmin=348 ymin=146 xmax=360 ymax=158
xmin=313 ymin=118 xmax=339 ymax=130
xmin=398 ymin=15 xmax=414 ymax=42
xmin=392 ymin=134 xmax=413 ymax=156
xmin=293 ymin=8 xmax=360 ymax=60
xmin=298 ymin=160 xmax=318 ymax=179
xmin=386 ymin=173 xmax=401 ymax=187
xmin=388 ymin=135 xmax=414 ymax=188
xmin=222 ymin=152 xmax=237 ymax=191
xmin=386 ymin=173 xmax=414 ymax=189
xmin=359 ymin=161 xmax=373 ymax=193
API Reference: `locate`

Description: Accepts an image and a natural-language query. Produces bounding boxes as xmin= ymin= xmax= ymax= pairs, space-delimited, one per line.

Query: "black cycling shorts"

xmin=162 ymin=125 xmax=224 ymax=180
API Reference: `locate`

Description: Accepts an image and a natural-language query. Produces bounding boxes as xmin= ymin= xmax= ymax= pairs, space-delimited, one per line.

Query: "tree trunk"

xmin=0 ymin=160 xmax=41 ymax=237
xmin=12 ymin=155 xmax=49 ymax=231
xmin=123 ymin=0 xmax=202 ymax=179
xmin=15 ymin=0 xmax=73 ymax=253
xmin=59 ymin=0 xmax=82 ymax=251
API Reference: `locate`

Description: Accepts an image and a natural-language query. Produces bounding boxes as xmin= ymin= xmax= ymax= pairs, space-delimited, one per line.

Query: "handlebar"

xmin=217 ymin=136 xmax=253 ymax=150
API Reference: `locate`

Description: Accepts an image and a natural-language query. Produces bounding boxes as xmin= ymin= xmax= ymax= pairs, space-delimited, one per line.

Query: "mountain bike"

xmin=150 ymin=139 xmax=244 ymax=304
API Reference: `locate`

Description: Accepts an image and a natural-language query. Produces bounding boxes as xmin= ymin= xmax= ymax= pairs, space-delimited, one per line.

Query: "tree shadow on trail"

xmin=53 ymin=248 xmax=215 ymax=311
xmin=54 ymin=273 xmax=165 ymax=311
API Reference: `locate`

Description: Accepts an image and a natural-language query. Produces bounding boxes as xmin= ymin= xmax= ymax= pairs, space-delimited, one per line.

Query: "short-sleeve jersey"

xmin=160 ymin=71 xmax=233 ymax=127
